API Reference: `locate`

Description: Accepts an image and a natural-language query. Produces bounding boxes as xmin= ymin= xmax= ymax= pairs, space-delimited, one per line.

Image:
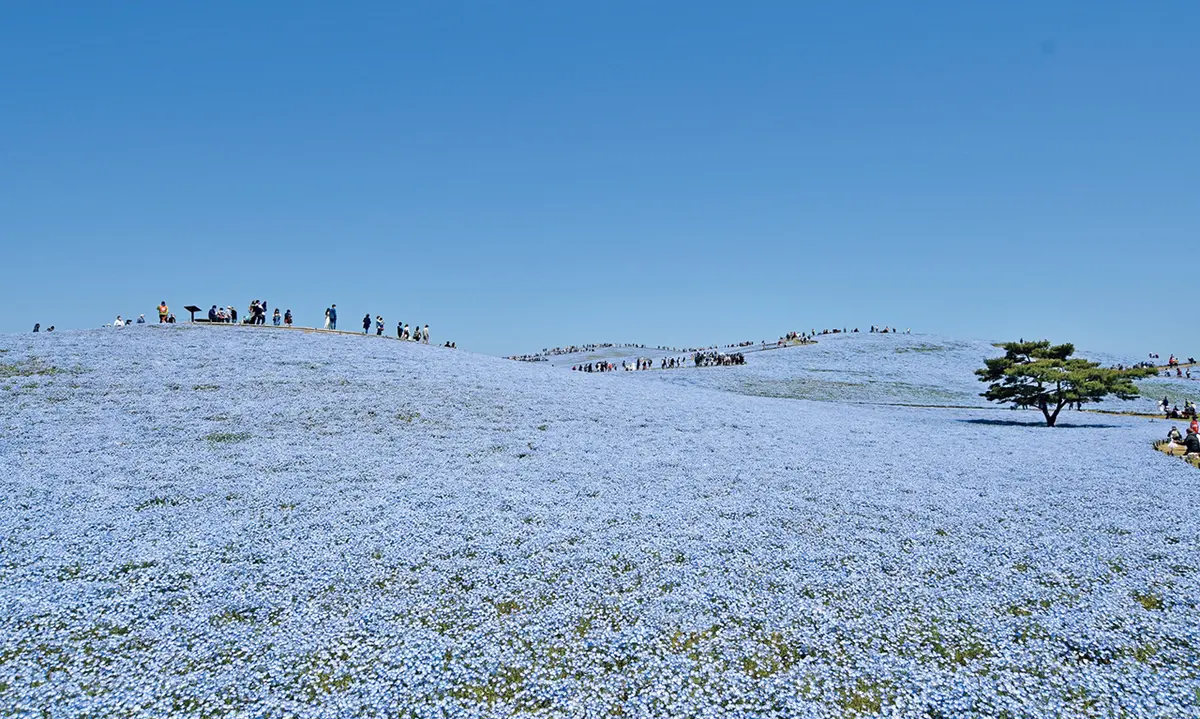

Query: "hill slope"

xmin=1 ymin=325 xmax=1197 ymax=717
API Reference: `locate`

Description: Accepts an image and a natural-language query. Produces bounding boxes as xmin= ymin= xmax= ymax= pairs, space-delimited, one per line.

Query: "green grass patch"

xmin=135 ymin=496 xmax=182 ymax=511
xmin=0 ymin=360 xmax=64 ymax=378
xmin=205 ymin=431 xmax=251 ymax=444
xmin=1132 ymin=590 xmax=1164 ymax=611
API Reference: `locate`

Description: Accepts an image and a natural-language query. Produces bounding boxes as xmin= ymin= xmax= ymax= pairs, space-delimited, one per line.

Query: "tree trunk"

xmin=1043 ymin=398 xmax=1066 ymax=427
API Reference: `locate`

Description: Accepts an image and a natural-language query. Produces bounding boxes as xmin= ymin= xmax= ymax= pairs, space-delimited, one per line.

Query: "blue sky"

xmin=1 ymin=1 xmax=1196 ymax=357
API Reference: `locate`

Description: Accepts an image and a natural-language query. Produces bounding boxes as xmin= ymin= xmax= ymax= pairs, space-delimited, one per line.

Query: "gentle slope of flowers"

xmin=1 ymin=326 xmax=1197 ymax=717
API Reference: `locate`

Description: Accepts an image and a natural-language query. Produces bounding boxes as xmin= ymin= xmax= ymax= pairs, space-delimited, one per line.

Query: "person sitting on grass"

xmin=1185 ymin=428 xmax=1200 ymax=456
xmin=1168 ymin=426 xmax=1183 ymax=444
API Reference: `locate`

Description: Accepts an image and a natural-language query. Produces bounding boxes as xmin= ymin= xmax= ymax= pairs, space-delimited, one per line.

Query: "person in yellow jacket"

xmin=157 ymin=301 xmax=169 ymax=323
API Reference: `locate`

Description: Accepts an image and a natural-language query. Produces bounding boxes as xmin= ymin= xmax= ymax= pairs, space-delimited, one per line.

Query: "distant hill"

xmin=537 ymin=332 xmax=1151 ymax=410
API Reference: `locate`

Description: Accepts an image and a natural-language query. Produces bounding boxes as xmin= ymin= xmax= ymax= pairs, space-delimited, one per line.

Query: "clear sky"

xmin=1 ymin=2 xmax=1196 ymax=357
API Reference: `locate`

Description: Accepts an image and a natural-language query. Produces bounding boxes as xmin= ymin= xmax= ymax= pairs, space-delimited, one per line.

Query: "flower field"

xmin=1 ymin=326 xmax=1198 ymax=717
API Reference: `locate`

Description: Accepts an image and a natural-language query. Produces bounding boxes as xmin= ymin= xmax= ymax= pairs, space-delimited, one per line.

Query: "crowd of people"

xmin=204 ymin=303 xmax=280 ymax=325
xmin=393 ymin=321 xmax=430 ymax=344
xmin=574 ymin=361 xmax=617 ymax=372
xmin=81 ymin=299 xmax=450 ymax=347
xmin=1159 ymin=397 xmax=1198 ymax=420
xmin=111 ymin=313 xmax=173 ymax=327
xmin=509 ymin=343 xmax=625 ymax=362
xmin=569 ymin=349 xmax=749 ymax=372
xmin=782 ymin=332 xmax=817 ymax=345
xmin=1166 ymin=419 xmax=1200 ymax=455
xmin=693 ymin=350 xmax=746 ymax=367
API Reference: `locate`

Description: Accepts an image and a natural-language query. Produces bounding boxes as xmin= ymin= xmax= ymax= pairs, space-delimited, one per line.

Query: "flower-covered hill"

xmin=578 ymin=332 xmax=1146 ymax=411
xmin=1 ymin=325 xmax=1198 ymax=718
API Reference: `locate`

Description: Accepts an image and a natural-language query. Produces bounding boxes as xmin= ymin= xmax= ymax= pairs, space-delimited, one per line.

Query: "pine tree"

xmin=975 ymin=341 xmax=1154 ymax=426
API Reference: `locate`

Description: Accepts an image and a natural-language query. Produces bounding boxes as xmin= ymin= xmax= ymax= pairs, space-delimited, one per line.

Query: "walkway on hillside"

xmin=191 ymin=322 xmax=443 ymax=344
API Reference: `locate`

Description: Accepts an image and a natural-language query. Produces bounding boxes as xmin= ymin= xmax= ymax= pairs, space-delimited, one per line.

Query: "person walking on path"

xmin=362 ymin=313 xmax=371 ymax=334
xmin=328 ymin=304 xmax=337 ymax=330
xmin=158 ymin=301 xmax=169 ymax=323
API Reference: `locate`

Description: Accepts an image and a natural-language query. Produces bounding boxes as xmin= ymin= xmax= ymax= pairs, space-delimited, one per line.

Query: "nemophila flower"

xmin=0 ymin=326 xmax=1197 ymax=716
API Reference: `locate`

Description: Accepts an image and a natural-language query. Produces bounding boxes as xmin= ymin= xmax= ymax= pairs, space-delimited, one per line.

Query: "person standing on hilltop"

xmin=329 ymin=304 xmax=337 ymax=330
xmin=375 ymin=315 xmax=384 ymax=336
xmin=324 ymin=308 xmax=331 ymax=329
xmin=273 ymin=308 xmax=281 ymax=326
xmin=362 ymin=313 xmax=371 ymax=334
xmin=284 ymin=309 xmax=293 ymax=326
xmin=158 ymin=301 xmax=169 ymax=323
xmin=397 ymin=320 xmax=403 ymax=339
xmin=422 ymin=324 xmax=430 ymax=344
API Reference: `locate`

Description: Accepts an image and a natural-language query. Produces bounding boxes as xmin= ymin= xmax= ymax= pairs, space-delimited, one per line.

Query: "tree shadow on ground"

xmin=958 ymin=418 xmax=1120 ymax=429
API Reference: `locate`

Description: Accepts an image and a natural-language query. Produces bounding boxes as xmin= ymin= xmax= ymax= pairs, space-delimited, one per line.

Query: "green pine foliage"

xmin=975 ymin=341 xmax=1155 ymax=426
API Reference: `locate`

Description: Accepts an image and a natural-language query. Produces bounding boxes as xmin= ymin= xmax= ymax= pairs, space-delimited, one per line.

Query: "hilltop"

xmin=1 ymin=325 xmax=1198 ymax=717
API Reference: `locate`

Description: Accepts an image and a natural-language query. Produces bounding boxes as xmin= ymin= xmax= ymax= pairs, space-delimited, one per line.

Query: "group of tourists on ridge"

xmin=355 ymin=313 xmax=430 ymax=344
xmin=68 ymin=298 xmax=449 ymax=347
xmin=206 ymin=302 xmax=292 ymax=326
